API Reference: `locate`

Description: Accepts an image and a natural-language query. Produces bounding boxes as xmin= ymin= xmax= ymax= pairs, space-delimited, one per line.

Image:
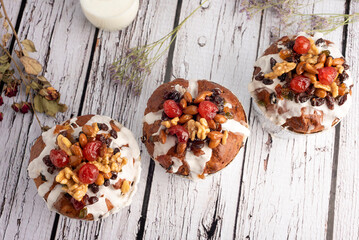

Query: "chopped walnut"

xmin=56 ymin=167 xmax=88 ymax=201
xmin=264 ymin=61 xmax=296 ymax=80
xmin=300 ymin=54 xmax=319 ymax=64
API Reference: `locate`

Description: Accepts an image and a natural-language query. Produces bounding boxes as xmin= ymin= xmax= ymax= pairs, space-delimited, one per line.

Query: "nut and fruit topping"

xmin=45 ymin=121 xmax=132 ymax=212
xmin=256 ymin=35 xmax=351 ymax=109
xmin=156 ymin=88 xmax=233 ymax=154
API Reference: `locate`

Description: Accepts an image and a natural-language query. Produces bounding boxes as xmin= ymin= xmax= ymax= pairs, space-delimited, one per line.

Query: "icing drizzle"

xmin=28 ymin=115 xmax=141 ymax=220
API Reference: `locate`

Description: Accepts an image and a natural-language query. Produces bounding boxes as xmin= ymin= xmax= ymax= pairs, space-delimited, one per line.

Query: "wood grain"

xmin=235 ymin=1 xmax=347 ymax=239
xmin=53 ymin=1 xmax=179 ymax=239
xmin=0 ymin=0 xmax=96 ymax=239
xmin=333 ymin=1 xmax=359 ymax=239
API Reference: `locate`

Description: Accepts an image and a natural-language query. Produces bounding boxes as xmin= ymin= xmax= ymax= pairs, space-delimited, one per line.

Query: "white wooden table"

xmin=0 ymin=0 xmax=358 ymax=239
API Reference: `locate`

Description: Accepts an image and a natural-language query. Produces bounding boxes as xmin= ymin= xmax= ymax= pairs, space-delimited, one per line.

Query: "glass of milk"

xmin=80 ymin=0 xmax=139 ymax=31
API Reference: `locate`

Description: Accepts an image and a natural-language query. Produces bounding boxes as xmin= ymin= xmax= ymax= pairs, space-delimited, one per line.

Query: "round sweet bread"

xmin=249 ymin=33 xmax=353 ymax=135
xmin=142 ymin=79 xmax=250 ymax=180
xmin=28 ymin=115 xmax=141 ymax=220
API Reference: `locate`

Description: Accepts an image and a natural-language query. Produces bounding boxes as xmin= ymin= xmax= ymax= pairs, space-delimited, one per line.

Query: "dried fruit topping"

xmin=293 ymin=36 xmax=311 ymax=54
xmin=318 ymin=67 xmax=338 ymax=85
xmin=168 ymin=125 xmax=189 ymax=143
xmin=50 ymin=149 xmax=69 ymax=168
xmin=198 ymin=101 xmax=218 ymax=120
xmin=290 ymin=75 xmax=311 ymax=93
xmin=163 ymin=100 xmax=182 ymax=118
xmin=71 ymin=197 xmax=85 ymax=211
xmin=78 ymin=163 xmax=99 ymax=184
xmin=83 ymin=140 xmax=102 ymax=162
xmin=164 ymin=90 xmax=181 ymax=102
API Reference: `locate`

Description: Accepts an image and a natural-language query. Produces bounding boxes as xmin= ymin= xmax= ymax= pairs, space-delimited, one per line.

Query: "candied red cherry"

xmin=83 ymin=140 xmax=102 ymax=161
xmin=78 ymin=163 xmax=99 ymax=184
xmin=163 ymin=100 xmax=182 ymax=118
xmin=318 ymin=67 xmax=338 ymax=85
xmin=293 ymin=36 xmax=311 ymax=54
xmin=168 ymin=125 xmax=189 ymax=143
xmin=50 ymin=149 xmax=69 ymax=168
xmin=290 ymin=75 xmax=311 ymax=93
xmin=198 ymin=101 xmax=218 ymax=120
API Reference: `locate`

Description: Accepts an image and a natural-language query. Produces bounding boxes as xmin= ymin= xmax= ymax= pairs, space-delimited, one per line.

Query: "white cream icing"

xmin=248 ymin=32 xmax=353 ymax=132
xmin=143 ymin=79 xmax=250 ymax=180
xmin=28 ymin=115 xmax=141 ymax=220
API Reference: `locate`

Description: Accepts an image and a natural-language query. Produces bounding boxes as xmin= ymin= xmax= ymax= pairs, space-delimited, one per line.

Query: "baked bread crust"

xmin=249 ymin=34 xmax=353 ymax=134
xmin=143 ymin=79 xmax=249 ymax=178
xmin=29 ymin=115 xmax=141 ymax=220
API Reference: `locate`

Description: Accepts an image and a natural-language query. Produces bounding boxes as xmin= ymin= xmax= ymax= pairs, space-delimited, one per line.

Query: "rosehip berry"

xmin=78 ymin=163 xmax=99 ymax=184
xmin=11 ymin=103 xmax=20 ymax=112
xmin=318 ymin=67 xmax=338 ymax=85
xmin=0 ymin=112 xmax=3 ymax=122
xmin=50 ymin=149 xmax=69 ymax=168
xmin=168 ymin=125 xmax=189 ymax=143
xmin=293 ymin=36 xmax=311 ymax=54
xmin=4 ymin=82 xmax=19 ymax=98
xmin=20 ymin=102 xmax=32 ymax=114
xmin=83 ymin=140 xmax=102 ymax=161
xmin=70 ymin=197 xmax=85 ymax=211
xmin=198 ymin=101 xmax=218 ymax=120
xmin=290 ymin=75 xmax=311 ymax=93
xmin=0 ymin=96 xmax=3 ymax=106
xmin=163 ymin=100 xmax=182 ymax=118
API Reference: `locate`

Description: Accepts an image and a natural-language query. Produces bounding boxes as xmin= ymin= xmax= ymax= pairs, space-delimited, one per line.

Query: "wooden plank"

xmin=142 ymin=2 xmax=261 ymax=239
xmin=235 ymin=1 xmax=347 ymax=239
xmin=0 ymin=0 xmax=96 ymax=239
xmin=333 ymin=1 xmax=359 ymax=238
xmin=53 ymin=1 xmax=179 ymax=239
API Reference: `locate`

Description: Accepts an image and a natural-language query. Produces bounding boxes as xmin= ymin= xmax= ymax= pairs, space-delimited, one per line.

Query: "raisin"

xmin=141 ymin=135 xmax=147 ymax=143
xmin=311 ymin=97 xmax=325 ymax=106
xmin=270 ymin=57 xmax=277 ymax=69
xmin=278 ymin=73 xmax=287 ymax=82
xmin=98 ymin=123 xmax=109 ymax=131
xmin=338 ymin=94 xmax=348 ymax=106
xmin=47 ymin=166 xmax=55 ymax=174
xmin=315 ymin=38 xmax=326 ymax=46
xmin=113 ymin=148 xmax=120 ymax=155
xmin=89 ymin=183 xmax=99 ymax=193
xmin=255 ymin=72 xmax=264 ymax=81
xmin=191 ymin=140 xmax=205 ymax=150
xmin=88 ymin=196 xmax=99 ymax=205
xmin=109 ymin=130 xmax=118 ymax=139
xmin=305 ymin=85 xmax=315 ymax=95
xmin=286 ymin=40 xmax=295 ymax=49
xmin=110 ymin=172 xmax=118 ymax=180
xmin=106 ymin=138 xmax=112 ymax=147
xmin=104 ymin=179 xmax=110 ymax=187
xmin=164 ymin=91 xmax=181 ymax=102
xmin=96 ymin=134 xmax=106 ymax=143
xmin=213 ymin=95 xmax=224 ymax=105
xmin=211 ymin=88 xmax=222 ymax=96
xmin=42 ymin=155 xmax=53 ymax=167
xmin=325 ymin=95 xmax=335 ymax=110
xmin=263 ymin=79 xmax=274 ymax=85
xmin=270 ymin=93 xmax=277 ymax=104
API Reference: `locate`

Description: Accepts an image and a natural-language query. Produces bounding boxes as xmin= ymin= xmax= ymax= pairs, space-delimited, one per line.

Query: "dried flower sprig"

xmin=240 ymin=0 xmax=359 ymax=34
xmin=109 ymin=0 xmax=208 ymax=95
xmin=0 ymin=0 xmax=67 ymax=129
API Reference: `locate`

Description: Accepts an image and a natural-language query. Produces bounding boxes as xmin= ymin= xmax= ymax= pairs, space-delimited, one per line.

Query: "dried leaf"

xmin=3 ymin=20 xmax=8 ymax=31
xmin=2 ymin=33 xmax=11 ymax=45
xmin=20 ymin=56 xmax=42 ymax=75
xmin=33 ymin=95 xmax=68 ymax=117
xmin=26 ymin=85 xmax=31 ymax=95
xmin=30 ymin=81 xmax=41 ymax=91
xmin=21 ymin=39 xmax=37 ymax=52
xmin=0 ymin=55 xmax=9 ymax=64
xmin=22 ymin=49 xmax=29 ymax=57
xmin=0 ymin=63 xmax=10 ymax=73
